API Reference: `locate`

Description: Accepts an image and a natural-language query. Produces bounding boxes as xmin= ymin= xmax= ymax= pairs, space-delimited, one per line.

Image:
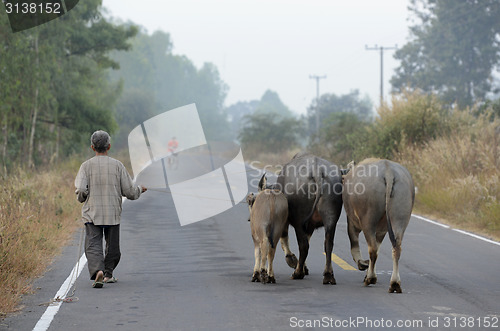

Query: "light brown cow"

xmin=342 ymin=158 xmax=415 ymax=293
xmin=246 ymin=175 xmax=288 ymax=283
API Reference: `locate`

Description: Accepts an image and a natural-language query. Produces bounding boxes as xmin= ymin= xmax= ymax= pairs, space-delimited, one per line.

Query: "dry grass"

xmin=397 ymin=115 xmax=500 ymax=241
xmin=0 ymin=162 xmax=82 ymax=316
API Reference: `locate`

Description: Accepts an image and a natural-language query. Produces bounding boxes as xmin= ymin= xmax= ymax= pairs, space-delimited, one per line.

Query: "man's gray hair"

xmin=91 ymin=130 xmax=111 ymax=153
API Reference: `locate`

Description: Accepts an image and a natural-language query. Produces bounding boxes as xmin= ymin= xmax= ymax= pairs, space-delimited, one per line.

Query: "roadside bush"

xmin=362 ymin=90 xmax=450 ymax=159
xmin=398 ymin=114 xmax=500 ymax=239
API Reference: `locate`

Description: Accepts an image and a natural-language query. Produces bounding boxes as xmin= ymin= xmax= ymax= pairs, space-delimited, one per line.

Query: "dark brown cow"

xmin=276 ymin=152 xmax=344 ymax=284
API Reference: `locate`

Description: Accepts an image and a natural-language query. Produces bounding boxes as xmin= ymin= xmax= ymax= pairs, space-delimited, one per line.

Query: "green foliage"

xmin=306 ymin=90 xmax=373 ymax=135
xmin=194 ymin=63 xmax=230 ymax=141
xmin=226 ymin=100 xmax=259 ymax=140
xmin=319 ymin=90 xmax=489 ymax=167
xmin=109 ymin=30 xmax=230 ymax=146
xmin=391 ymin=0 xmax=500 ymax=108
xmin=351 ymin=91 xmax=450 ymax=160
xmin=254 ymin=90 xmax=294 ymax=118
xmin=476 ymin=98 xmax=500 ymax=120
xmin=227 ymin=90 xmax=294 ymax=141
xmin=0 ymin=1 xmax=137 ymax=170
xmin=309 ymin=112 xmax=368 ymax=166
xmin=305 ymin=90 xmax=373 ymax=165
xmin=238 ymin=113 xmax=305 ymax=157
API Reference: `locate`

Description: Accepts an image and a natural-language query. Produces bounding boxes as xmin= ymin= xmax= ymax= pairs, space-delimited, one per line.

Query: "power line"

xmin=309 ymin=74 xmax=326 ymax=132
xmin=365 ymin=45 xmax=397 ymax=107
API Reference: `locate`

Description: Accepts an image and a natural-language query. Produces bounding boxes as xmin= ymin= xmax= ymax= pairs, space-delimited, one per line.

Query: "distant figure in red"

xmin=168 ymin=136 xmax=178 ymax=155
xmin=167 ymin=137 xmax=179 ymax=169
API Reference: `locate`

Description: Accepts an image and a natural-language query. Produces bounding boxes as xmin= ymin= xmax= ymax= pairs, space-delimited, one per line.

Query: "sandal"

xmin=104 ymin=277 xmax=118 ymax=283
xmin=92 ymin=271 xmax=104 ymax=288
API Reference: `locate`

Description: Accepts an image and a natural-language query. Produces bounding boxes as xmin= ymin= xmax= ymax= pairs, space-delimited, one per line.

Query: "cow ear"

xmin=246 ymin=193 xmax=255 ymax=222
xmin=246 ymin=193 xmax=255 ymax=205
xmin=341 ymin=160 xmax=356 ymax=177
xmin=258 ymin=174 xmax=267 ymax=192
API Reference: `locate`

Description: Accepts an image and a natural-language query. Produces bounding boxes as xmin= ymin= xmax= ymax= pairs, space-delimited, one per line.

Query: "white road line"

xmin=32 ymin=254 xmax=87 ymax=331
xmin=33 ymin=198 xmax=127 ymax=330
xmin=412 ymin=213 xmax=500 ymax=247
xmin=452 ymin=228 xmax=500 ymax=247
xmin=411 ymin=214 xmax=450 ymax=229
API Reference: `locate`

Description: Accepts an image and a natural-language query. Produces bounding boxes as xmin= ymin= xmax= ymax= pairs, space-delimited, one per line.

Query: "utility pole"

xmin=309 ymin=74 xmax=326 ymax=133
xmin=365 ymin=44 xmax=397 ymax=107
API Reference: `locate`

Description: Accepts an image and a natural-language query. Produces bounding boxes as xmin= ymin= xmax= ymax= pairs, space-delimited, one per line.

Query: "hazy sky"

xmin=103 ymin=0 xmax=411 ymax=115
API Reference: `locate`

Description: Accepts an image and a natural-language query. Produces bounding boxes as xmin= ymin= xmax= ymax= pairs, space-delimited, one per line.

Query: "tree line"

xmin=0 ymin=1 xmax=231 ymax=173
xmin=2 ymin=0 xmax=499 ymax=173
xmin=0 ymin=0 xmax=138 ymax=172
xmin=391 ymin=0 xmax=500 ymax=109
xmin=108 ymin=29 xmax=229 ymax=149
xmin=237 ymin=0 xmax=500 ymax=163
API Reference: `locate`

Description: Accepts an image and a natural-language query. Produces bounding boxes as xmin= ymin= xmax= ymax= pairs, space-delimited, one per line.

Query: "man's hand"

xmin=141 ymin=186 xmax=147 ymax=193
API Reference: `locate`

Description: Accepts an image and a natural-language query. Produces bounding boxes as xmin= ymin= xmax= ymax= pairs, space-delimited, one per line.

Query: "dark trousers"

xmin=85 ymin=223 xmax=121 ymax=280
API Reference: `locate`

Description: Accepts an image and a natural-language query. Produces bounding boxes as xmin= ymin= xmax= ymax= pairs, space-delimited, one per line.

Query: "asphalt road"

xmin=2 ymin=158 xmax=500 ymax=331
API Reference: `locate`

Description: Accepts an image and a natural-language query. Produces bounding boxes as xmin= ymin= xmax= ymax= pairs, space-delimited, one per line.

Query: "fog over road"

xmin=2 ymin=163 xmax=499 ymax=331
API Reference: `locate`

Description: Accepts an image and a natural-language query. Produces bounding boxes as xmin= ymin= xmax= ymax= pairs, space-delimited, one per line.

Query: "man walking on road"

xmin=75 ymin=130 xmax=147 ymax=288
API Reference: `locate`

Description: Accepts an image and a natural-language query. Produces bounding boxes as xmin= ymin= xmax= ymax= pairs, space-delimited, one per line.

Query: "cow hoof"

xmin=251 ymin=272 xmax=260 ymax=282
xmin=259 ymin=270 xmax=269 ymax=284
xmin=389 ymin=282 xmax=402 ymax=293
xmin=304 ymin=266 xmax=309 ymax=275
xmin=285 ymin=254 xmax=298 ymax=269
xmin=364 ymin=275 xmax=377 ymax=286
xmin=358 ymin=260 xmax=369 ymax=271
xmin=267 ymin=276 xmax=276 ymax=284
xmin=291 ymin=270 xmax=305 ymax=279
xmin=322 ymin=273 xmax=336 ymax=285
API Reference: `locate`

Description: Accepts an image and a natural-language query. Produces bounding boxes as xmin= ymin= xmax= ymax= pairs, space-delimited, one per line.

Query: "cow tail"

xmin=384 ymin=161 xmax=397 ymax=248
xmin=302 ymin=160 xmax=323 ymax=231
xmin=267 ymin=193 xmax=276 ymax=249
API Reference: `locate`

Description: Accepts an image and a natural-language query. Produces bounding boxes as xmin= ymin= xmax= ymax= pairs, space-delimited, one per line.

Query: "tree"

xmin=306 ymin=90 xmax=373 ymax=136
xmin=0 ymin=15 xmax=33 ymax=169
xmin=309 ymin=112 xmax=368 ymax=165
xmin=0 ymin=0 xmax=137 ymax=170
xmin=112 ymin=88 xmax=156 ymax=150
xmin=254 ymin=90 xmax=294 ymax=118
xmin=39 ymin=0 xmax=137 ymax=160
xmin=349 ymin=91 xmax=450 ymax=161
xmin=391 ymin=0 xmax=500 ymax=108
xmin=226 ymin=90 xmax=293 ymax=141
xmin=238 ymin=113 xmax=304 ymax=156
xmin=109 ymin=30 xmax=230 ymax=145
xmin=192 ymin=63 xmax=230 ymax=141
xmin=309 ymin=90 xmax=452 ymax=163
xmin=226 ymin=100 xmax=259 ymax=140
